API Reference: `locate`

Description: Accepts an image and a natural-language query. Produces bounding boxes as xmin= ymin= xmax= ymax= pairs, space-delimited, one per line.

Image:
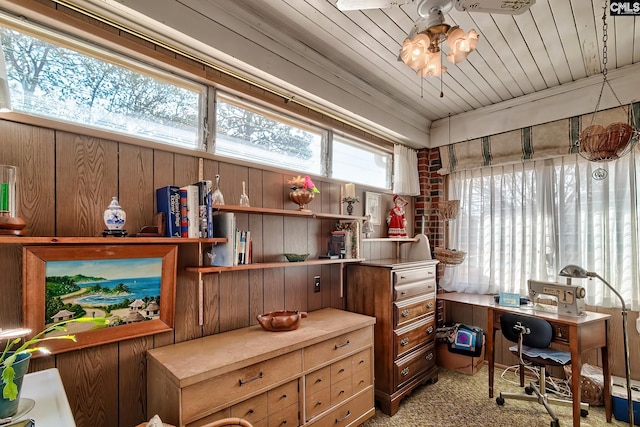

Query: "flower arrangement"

xmin=1 ymin=317 xmax=108 ymax=401
xmin=287 ymin=175 xmax=320 ymax=193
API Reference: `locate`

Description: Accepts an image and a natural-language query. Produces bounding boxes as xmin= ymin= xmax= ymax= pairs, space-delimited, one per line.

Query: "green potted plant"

xmin=0 ymin=317 xmax=108 ymax=418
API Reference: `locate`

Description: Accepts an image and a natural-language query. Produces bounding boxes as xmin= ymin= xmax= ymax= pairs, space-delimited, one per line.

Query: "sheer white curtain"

xmin=393 ymin=144 xmax=420 ymax=195
xmin=445 ymin=151 xmax=640 ymax=310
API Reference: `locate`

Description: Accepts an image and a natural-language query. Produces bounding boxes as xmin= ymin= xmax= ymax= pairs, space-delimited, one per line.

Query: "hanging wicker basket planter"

xmin=434 ymin=247 xmax=466 ymax=265
xmin=435 ymin=200 xmax=460 ymax=221
xmin=578 ymin=122 xmax=638 ymax=162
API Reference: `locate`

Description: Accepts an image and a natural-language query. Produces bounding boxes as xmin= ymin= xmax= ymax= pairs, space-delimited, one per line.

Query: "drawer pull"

xmin=400 ymin=337 xmax=410 ymax=346
xmin=238 ymin=371 xmax=263 ymax=386
xmin=338 ymin=389 xmax=345 ymax=395
xmin=401 ymin=367 xmax=410 ymax=377
xmin=280 ymin=394 xmax=287 ymax=399
xmin=280 ymin=421 xmax=287 ymax=426
xmin=427 ymin=326 xmax=434 ymax=334
xmin=400 ymin=290 xmax=407 ymax=295
xmin=358 ymin=379 xmax=365 ymax=385
xmin=315 ymin=378 xmax=323 ymax=384
xmin=246 ymin=409 xmax=254 ymax=415
xmin=314 ymin=401 xmax=323 ymax=408
xmin=358 ymin=359 xmax=365 ymax=365
xmin=426 ymin=302 xmax=433 ymax=308
xmin=338 ymin=368 xmax=345 ymax=373
xmin=426 ymin=353 xmax=434 ymax=361
xmin=401 ymin=309 xmax=410 ymax=317
xmin=335 ymin=410 xmax=351 ymax=423
xmin=335 ymin=339 xmax=350 ymax=349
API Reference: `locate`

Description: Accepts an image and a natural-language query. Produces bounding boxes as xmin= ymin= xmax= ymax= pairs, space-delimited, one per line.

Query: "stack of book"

xmin=207 ymin=212 xmax=252 ymax=267
xmin=156 ymin=181 xmax=213 ymax=238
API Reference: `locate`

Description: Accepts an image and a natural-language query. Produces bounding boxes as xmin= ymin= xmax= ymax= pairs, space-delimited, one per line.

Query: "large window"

xmin=215 ymin=93 xmax=392 ymax=189
xmin=0 ymin=20 xmax=204 ymax=149
xmin=215 ymin=93 xmax=325 ymax=175
xmin=332 ymin=135 xmax=392 ymax=189
xmin=0 ymin=13 xmax=392 ymax=188
xmin=446 ymin=153 xmax=640 ymax=310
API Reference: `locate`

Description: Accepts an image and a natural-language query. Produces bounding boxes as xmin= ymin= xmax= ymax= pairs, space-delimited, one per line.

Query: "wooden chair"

xmin=495 ymin=312 xmax=588 ymax=427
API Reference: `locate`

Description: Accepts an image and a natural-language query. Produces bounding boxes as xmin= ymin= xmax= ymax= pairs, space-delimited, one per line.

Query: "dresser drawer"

xmin=231 ymin=393 xmax=267 ymax=424
xmin=304 ymin=326 xmax=372 ymax=370
xmin=185 ymin=408 xmax=230 ymax=427
xmin=393 ymin=343 xmax=436 ymax=391
xmin=306 ymin=386 xmax=331 ymax=420
xmin=305 ymin=365 xmax=330 ymax=395
xmin=182 ymin=350 xmax=302 ymax=424
xmin=394 ymin=294 xmax=436 ymax=328
xmin=352 ymin=365 xmax=371 ymax=394
xmin=331 ymin=376 xmax=353 ymax=406
xmin=394 ymin=315 xmax=436 ymax=359
xmin=393 ymin=266 xmax=435 ymax=285
xmin=268 ymin=402 xmax=298 ymax=427
xmin=352 ymin=349 xmax=371 ymax=374
xmin=307 ymin=387 xmax=374 ymax=427
xmin=268 ymin=380 xmax=298 ymax=414
xmin=394 ymin=279 xmax=436 ymax=301
xmin=331 ymin=358 xmax=352 ymax=384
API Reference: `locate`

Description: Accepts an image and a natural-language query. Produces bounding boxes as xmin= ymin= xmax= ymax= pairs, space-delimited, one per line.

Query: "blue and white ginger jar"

xmin=104 ymin=196 xmax=126 ymax=230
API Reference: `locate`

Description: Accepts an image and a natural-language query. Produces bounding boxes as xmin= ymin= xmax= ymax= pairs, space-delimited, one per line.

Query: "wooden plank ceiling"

xmin=68 ymin=0 xmax=639 ymax=148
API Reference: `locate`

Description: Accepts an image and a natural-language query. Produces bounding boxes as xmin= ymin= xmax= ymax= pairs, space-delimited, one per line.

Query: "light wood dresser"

xmin=345 ymin=258 xmax=439 ymax=416
xmin=147 ymin=308 xmax=376 ymax=427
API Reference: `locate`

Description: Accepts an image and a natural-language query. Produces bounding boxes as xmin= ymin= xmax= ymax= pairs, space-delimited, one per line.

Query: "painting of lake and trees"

xmin=45 ymin=257 xmax=163 ymax=334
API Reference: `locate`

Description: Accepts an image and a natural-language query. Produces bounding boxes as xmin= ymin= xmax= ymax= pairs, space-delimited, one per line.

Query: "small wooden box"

xmin=436 ymin=339 xmax=485 ymax=375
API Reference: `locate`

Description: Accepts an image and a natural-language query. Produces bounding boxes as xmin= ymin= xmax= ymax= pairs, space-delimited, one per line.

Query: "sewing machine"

xmin=528 ymin=279 xmax=586 ymax=317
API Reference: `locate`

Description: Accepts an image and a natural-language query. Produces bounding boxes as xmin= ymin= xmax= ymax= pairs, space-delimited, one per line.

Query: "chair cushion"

xmin=509 ymin=344 xmax=571 ymax=365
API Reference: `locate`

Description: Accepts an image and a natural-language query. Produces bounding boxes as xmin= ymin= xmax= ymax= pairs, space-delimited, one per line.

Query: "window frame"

xmin=0 ymin=11 xmax=207 ymax=150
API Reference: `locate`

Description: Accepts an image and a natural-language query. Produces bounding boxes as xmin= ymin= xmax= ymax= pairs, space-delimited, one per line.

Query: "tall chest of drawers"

xmin=147 ymin=308 xmax=375 ymax=427
xmin=345 ymin=258 xmax=439 ymax=416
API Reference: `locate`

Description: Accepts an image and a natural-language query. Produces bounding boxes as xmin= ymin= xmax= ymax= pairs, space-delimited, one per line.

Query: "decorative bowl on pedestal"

xmin=289 ymin=189 xmax=315 ymax=211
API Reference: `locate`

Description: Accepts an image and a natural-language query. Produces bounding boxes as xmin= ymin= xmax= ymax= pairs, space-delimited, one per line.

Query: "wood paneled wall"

xmin=0 ymin=119 xmax=372 ymax=427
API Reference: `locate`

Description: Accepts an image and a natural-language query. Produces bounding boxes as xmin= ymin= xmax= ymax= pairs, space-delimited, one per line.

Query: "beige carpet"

xmin=363 ymin=365 xmax=628 ymax=427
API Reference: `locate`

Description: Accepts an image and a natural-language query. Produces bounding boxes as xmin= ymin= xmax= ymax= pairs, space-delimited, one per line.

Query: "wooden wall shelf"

xmin=361 ymin=237 xmax=419 ymax=242
xmin=0 ymin=236 xmax=226 ymax=245
xmin=186 ymin=257 xmax=364 ymax=273
xmin=214 ymin=204 xmax=365 ymax=221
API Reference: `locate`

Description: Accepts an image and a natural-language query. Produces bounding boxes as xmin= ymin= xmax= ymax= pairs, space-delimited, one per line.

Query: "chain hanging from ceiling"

xmin=575 ymin=0 xmax=639 ymax=180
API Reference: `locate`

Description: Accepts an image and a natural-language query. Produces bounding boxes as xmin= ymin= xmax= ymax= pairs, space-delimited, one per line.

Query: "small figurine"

xmin=387 ymin=195 xmax=408 ymax=237
xmin=362 ymin=214 xmax=374 ymax=238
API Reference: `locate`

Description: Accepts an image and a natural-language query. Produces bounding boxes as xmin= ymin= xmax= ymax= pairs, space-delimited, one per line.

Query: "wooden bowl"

xmin=257 ymin=310 xmax=307 ymax=332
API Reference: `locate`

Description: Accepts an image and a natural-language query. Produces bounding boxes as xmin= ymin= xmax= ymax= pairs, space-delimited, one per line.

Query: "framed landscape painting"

xmin=22 ymin=244 xmax=178 ymax=354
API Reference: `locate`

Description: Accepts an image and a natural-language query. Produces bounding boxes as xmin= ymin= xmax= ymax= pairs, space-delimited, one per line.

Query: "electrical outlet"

xmin=314 ymin=276 xmax=321 ymax=293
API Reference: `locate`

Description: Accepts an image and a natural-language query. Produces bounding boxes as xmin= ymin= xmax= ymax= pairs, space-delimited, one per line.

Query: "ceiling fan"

xmin=336 ymin=0 xmax=536 ymax=81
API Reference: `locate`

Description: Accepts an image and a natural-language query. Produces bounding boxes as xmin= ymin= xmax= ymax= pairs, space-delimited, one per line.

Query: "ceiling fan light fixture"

xmin=399 ymin=0 xmax=478 ymax=78
xmin=445 ymin=27 xmax=478 ymax=63
xmin=401 ymin=33 xmax=434 ymax=71
xmin=421 ymin=53 xmax=446 ymax=77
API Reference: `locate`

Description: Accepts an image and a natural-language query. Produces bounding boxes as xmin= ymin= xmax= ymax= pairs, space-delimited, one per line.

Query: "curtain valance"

xmin=438 ymin=105 xmax=636 ymax=175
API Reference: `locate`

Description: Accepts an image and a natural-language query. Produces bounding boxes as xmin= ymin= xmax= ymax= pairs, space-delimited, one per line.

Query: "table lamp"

xmin=559 ymin=264 xmax=634 ymax=427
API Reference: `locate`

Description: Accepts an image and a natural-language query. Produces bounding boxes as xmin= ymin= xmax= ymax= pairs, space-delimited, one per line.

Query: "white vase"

xmin=103 ymin=197 xmax=126 ymax=230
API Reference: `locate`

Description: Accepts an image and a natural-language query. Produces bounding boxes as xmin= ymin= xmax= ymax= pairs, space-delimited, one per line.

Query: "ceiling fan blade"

xmin=454 ymin=0 xmax=536 ymax=15
xmin=336 ymin=0 xmax=414 ymax=11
